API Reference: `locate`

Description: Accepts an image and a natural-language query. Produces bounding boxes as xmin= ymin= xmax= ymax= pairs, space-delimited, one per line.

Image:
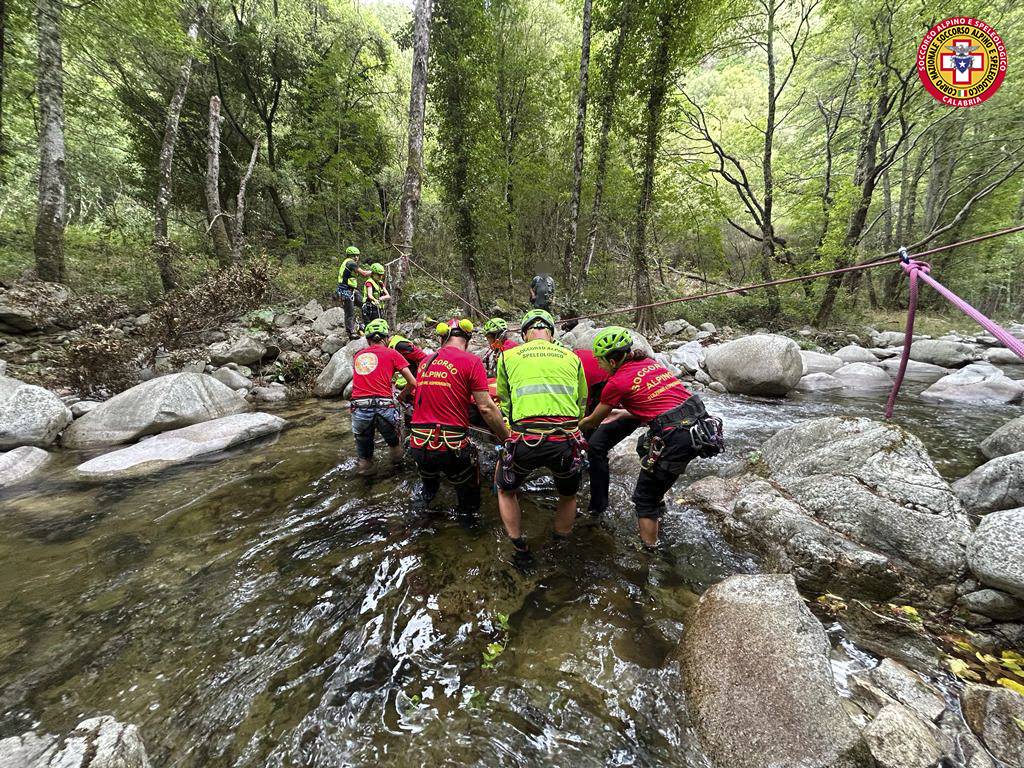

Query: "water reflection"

xmin=0 ymin=382 xmax=1017 ymax=765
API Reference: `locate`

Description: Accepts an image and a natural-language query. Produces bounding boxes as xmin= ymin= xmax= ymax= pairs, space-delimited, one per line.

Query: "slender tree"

xmin=153 ymin=7 xmax=202 ymax=291
xmin=630 ymin=12 xmax=673 ymax=331
xmin=33 ymin=0 xmax=65 ymax=282
xmin=1 ymin=0 xmax=7 ymax=166
xmin=561 ymin=0 xmax=592 ymax=287
xmin=389 ymin=0 xmax=433 ymax=327
xmin=576 ymin=0 xmax=631 ymax=301
xmin=231 ymin=138 xmax=260 ymax=261
xmin=205 ymin=95 xmax=233 ymax=266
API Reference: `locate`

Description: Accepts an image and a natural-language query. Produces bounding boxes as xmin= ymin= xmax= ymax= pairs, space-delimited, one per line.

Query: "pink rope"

xmin=885 ymin=255 xmax=1024 ymax=418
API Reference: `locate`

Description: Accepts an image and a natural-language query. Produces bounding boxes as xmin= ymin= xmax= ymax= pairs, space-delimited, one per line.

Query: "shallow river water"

xmin=0 ymin=377 xmax=1021 ymax=767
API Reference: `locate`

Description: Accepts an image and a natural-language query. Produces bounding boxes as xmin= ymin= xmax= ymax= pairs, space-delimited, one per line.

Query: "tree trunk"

xmin=152 ymin=11 xmax=201 ymax=291
xmin=263 ymin=122 xmax=298 ymax=240
xmin=576 ymin=0 xmax=630 ymax=301
xmin=561 ymin=0 xmax=592 ymax=287
xmin=33 ymin=0 xmax=65 ymax=282
xmin=631 ymin=15 xmax=671 ymax=332
xmin=759 ymin=0 xmax=780 ymax=318
xmin=231 ymin=138 xmax=260 ymax=261
xmin=0 ymin=0 xmax=7 ymax=167
xmin=205 ymin=96 xmax=233 ymax=267
xmin=453 ymin=149 xmax=481 ymax=311
xmin=389 ymin=0 xmax=432 ymax=328
xmin=814 ymin=61 xmax=891 ymax=327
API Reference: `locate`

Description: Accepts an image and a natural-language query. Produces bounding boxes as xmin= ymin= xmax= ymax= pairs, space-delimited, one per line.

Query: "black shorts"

xmin=497 ymin=439 xmax=581 ymax=496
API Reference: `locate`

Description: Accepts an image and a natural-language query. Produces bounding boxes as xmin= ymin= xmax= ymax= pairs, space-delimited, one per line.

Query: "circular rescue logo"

xmin=918 ymin=18 xmax=1007 ymax=107
xmin=354 ymin=352 xmax=379 ymax=375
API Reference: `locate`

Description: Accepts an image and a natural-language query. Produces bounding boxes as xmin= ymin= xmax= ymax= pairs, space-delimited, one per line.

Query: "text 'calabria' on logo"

xmin=918 ymin=17 xmax=1007 ymax=107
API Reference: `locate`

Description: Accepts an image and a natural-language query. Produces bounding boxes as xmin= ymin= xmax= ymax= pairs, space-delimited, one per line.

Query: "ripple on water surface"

xmin=0 ymin=385 xmax=1016 ymax=765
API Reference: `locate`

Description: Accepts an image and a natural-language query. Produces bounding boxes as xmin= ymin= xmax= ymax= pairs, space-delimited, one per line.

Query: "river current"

xmin=0 ymin=376 xmax=1020 ymax=766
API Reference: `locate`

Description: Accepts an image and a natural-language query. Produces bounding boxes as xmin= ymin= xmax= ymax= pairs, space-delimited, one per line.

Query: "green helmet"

xmin=365 ymin=318 xmax=390 ymax=338
xmin=592 ymin=326 xmax=633 ymax=358
xmin=483 ymin=317 xmax=508 ymax=336
xmin=370 ymin=262 xmax=385 ymax=275
xmin=520 ymin=308 xmax=555 ymax=333
xmin=345 ymin=246 xmax=360 ymax=255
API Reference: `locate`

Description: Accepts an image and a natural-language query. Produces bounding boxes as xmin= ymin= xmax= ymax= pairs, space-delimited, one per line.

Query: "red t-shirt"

xmin=411 ymin=346 xmax=490 ymax=428
xmin=574 ymin=349 xmax=609 ymax=390
xmin=394 ymin=340 xmax=429 ymax=374
xmin=600 ymin=358 xmax=689 ymax=422
xmin=352 ymin=345 xmax=409 ymax=398
xmin=500 ymin=339 xmax=520 ymax=352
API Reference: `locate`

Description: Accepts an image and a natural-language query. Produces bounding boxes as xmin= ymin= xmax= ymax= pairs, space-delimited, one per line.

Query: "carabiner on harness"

xmin=689 ymin=415 xmax=725 ymax=458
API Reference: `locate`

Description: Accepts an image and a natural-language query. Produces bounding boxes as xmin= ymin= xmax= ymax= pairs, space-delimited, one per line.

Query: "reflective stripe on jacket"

xmin=496 ymin=339 xmax=587 ymax=423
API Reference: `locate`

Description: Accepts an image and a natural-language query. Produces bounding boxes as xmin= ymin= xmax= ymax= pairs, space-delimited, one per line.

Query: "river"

xmin=0 ymin=376 xmax=1020 ymax=766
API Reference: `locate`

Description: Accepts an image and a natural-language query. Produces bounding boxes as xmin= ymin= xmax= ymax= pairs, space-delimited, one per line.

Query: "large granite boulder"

xmin=967 ymin=507 xmax=1024 ymax=600
xmin=212 ymin=366 xmax=253 ymax=391
xmin=862 ymin=703 xmax=948 ymax=768
xmin=0 ymin=446 xmax=50 ymax=488
xmin=681 ymin=574 xmax=872 ymax=768
xmin=800 ymin=350 xmax=844 ymax=375
xmin=962 ymin=684 xmax=1024 ymax=767
xmin=980 ymin=415 xmax=1024 ymax=460
xmin=313 ymin=337 xmax=367 ymax=397
xmin=0 ymin=716 xmax=151 ymax=768
xmin=872 ymin=357 xmax=949 ymax=383
xmin=75 ymin=413 xmax=285 ymax=481
xmin=831 ymin=362 xmax=893 ymax=391
xmin=795 ymin=372 xmax=844 ymax=392
xmin=684 ymin=417 xmax=971 ymax=602
xmin=62 ymin=373 xmax=250 ymax=449
xmin=957 ymin=589 xmax=1024 ymax=621
xmin=209 ymin=334 xmax=266 ymax=366
xmin=704 ymin=334 xmax=803 ymax=396
xmin=909 ymin=339 xmax=978 ymax=367
xmin=835 ymin=344 xmax=878 ymax=363
xmin=0 ymin=376 xmax=72 ymax=448
xmin=921 ymin=362 xmax=1024 ymax=405
xmin=568 ymin=324 xmax=655 ymax=358
xmin=954 ymin=453 xmax=1024 ymax=514
xmin=985 ymin=347 xmax=1024 ymax=366
xmin=667 ymin=341 xmax=705 ymax=374
xmin=312 ymin=307 xmax=348 ymax=335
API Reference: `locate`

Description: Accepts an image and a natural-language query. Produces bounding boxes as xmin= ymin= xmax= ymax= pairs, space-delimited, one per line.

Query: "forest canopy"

xmin=1 ymin=0 xmax=1021 ymax=330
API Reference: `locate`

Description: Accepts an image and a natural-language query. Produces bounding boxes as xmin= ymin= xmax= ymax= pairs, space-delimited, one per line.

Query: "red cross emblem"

xmin=940 ymin=39 xmax=984 ymax=85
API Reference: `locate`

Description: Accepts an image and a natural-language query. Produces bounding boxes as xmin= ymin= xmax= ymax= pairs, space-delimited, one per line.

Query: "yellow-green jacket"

xmin=496 ymin=339 xmax=587 ymax=423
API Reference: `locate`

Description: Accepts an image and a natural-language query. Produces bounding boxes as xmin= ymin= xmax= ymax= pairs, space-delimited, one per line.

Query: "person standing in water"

xmin=350 ymin=319 xmax=415 ymax=476
xmin=578 ymin=326 xmax=723 ymax=547
xmin=495 ymin=309 xmax=587 ymax=560
xmin=409 ymin=317 xmax=509 ymax=520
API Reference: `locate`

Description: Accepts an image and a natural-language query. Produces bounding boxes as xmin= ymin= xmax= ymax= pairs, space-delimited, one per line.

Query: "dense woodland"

xmin=0 ymin=0 xmax=1022 ymax=331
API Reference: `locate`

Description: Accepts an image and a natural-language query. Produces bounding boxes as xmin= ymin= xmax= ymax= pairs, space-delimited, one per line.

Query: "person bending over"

xmin=579 ymin=326 xmax=723 ymax=547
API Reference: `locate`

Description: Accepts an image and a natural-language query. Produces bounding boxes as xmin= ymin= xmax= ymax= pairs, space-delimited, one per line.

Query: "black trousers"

xmin=584 ymin=415 xmax=642 ymax=514
xmin=409 ymin=443 xmax=481 ymax=514
xmin=336 ymin=285 xmax=361 ymax=336
xmin=361 ymin=302 xmax=382 ymax=324
xmin=632 ymin=427 xmax=697 ymax=518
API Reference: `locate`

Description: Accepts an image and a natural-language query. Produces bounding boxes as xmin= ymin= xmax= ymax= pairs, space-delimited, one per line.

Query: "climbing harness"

xmin=499 ymin=420 xmax=588 ymax=483
xmin=640 ymin=397 xmax=725 ymax=472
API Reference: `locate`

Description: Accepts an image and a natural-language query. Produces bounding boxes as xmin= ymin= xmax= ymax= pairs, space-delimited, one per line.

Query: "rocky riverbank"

xmin=2 ymin=279 xmax=1024 ymax=766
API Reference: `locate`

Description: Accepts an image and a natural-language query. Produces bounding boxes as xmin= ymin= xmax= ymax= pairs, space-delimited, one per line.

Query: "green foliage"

xmin=2 ymin=0 xmax=1022 ymax=331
